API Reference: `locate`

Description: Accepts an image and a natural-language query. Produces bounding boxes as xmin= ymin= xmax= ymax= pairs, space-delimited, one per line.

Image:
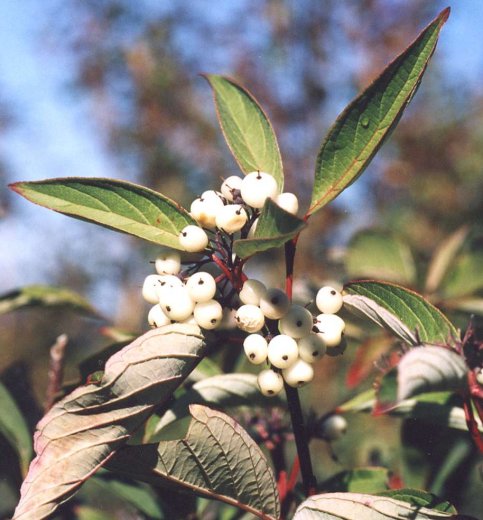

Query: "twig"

xmin=44 ymin=334 xmax=68 ymax=412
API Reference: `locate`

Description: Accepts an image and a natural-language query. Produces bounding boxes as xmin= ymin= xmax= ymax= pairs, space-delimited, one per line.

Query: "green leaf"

xmin=106 ymin=405 xmax=281 ymax=520
xmin=345 ymin=230 xmax=416 ymax=285
xmin=75 ymin=506 xmax=115 ymax=520
xmin=376 ymin=489 xmax=456 ymax=514
xmin=13 ymin=324 xmax=206 ymax=520
xmin=293 ymin=491 xmax=458 ymax=519
xmin=204 ymin=74 xmax=284 ymax=191
xmin=322 ymin=467 xmax=389 ymax=494
xmin=443 ymin=297 xmax=483 ymax=316
xmin=0 ymin=285 xmax=98 ymax=317
xmin=234 ymin=198 xmax=306 ymax=258
xmin=308 ymin=8 xmax=450 ymax=215
xmin=343 ymin=281 xmax=458 ymax=346
xmin=0 ymin=381 xmax=33 ymax=477
xmin=10 ymin=178 xmax=195 ymax=249
xmin=440 ymin=251 xmax=483 ymax=299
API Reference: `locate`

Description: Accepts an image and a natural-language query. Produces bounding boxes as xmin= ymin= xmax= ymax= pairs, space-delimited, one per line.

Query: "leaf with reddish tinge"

xmin=13 ymin=324 xmax=206 ymax=520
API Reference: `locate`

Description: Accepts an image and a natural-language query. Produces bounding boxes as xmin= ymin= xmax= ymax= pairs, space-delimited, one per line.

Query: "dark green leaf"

xmin=204 ymin=74 xmax=283 ymax=190
xmin=308 ymin=8 xmax=450 ymax=215
xmin=10 ymin=178 xmax=195 ymax=249
xmin=376 ymin=489 xmax=456 ymax=514
xmin=234 ymin=198 xmax=306 ymax=258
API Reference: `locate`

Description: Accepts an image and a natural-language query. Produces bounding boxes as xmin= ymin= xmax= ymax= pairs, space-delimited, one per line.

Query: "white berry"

xmin=276 ymin=192 xmax=299 ymax=215
xmin=160 ymin=285 xmax=195 ymax=321
xmin=155 ymin=274 xmax=183 ymax=302
xmin=259 ymin=288 xmax=290 ymax=320
xmin=319 ymin=414 xmax=348 ymax=441
xmin=142 ymin=274 xmax=164 ymax=304
xmin=186 ymin=272 xmax=217 ymax=302
xmin=155 ymin=251 xmax=181 ymax=275
xmin=221 ymin=175 xmax=243 ymax=201
xmin=298 ymin=334 xmax=327 ymax=363
xmin=314 ymin=314 xmax=345 ymax=347
xmin=201 ymin=190 xmax=224 ymax=202
xmin=235 ymin=304 xmax=265 ymax=333
xmin=316 ymin=286 xmax=343 ymax=314
xmin=190 ymin=197 xmax=224 ymax=229
xmin=193 ymin=299 xmax=223 ymax=330
xmin=179 ymin=225 xmax=209 ymax=252
xmin=257 ymin=369 xmax=284 ymax=396
xmin=282 ymin=359 xmax=314 ymax=387
xmin=239 ymin=279 xmax=267 ymax=306
xmin=240 ymin=171 xmax=279 ymax=209
xmin=247 ymin=217 xmax=259 ymax=238
xmin=243 ymin=334 xmax=268 ymax=365
xmin=267 ymin=334 xmax=298 ymax=369
xmin=279 ymin=305 xmax=313 ymax=339
xmin=215 ymin=204 xmax=248 ymax=234
xmin=147 ymin=304 xmax=171 ymax=328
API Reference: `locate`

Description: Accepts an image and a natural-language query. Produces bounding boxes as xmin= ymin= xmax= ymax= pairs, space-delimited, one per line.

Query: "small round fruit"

xmin=318 ymin=414 xmax=348 ymax=441
xmin=221 ymin=175 xmax=243 ymax=201
xmin=239 ymin=279 xmax=267 ymax=306
xmin=259 ymin=288 xmax=290 ymax=320
xmin=155 ymin=251 xmax=181 ymax=275
xmin=235 ymin=304 xmax=265 ymax=333
xmin=142 ymin=274 xmax=164 ymax=304
xmin=276 ymin=192 xmax=299 ymax=215
xmin=247 ymin=217 xmax=259 ymax=238
xmin=190 ymin=197 xmax=224 ymax=229
xmin=243 ymin=334 xmax=268 ymax=365
xmin=147 ymin=304 xmax=171 ymax=328
xmin=186 ymin=272 xmax=217 ymax=302
xmin=298 ymin=334 xmax=326 ymax=363
xmin=240 ymin=171 xmax=279 ymax=209
xmin=215 ymin=204 xmax=248 ymax=233
xmin=179 ymin=225 xmax=209 ymax=252
xmin=314 ymin=314 xmax=345 ymax=347
xmin=193 ymin=299 xmax=223 ymax=330
xmin=201 ymin=190 xmax=224 ymax=202
xmin=160 ymin=286 xmax=195 ymax=321
xmin=257 ymin=369 xmax=284 ymax=397
xmin=316 ymin=286 xmax=343 ymax=314
xmin=155 ymin=274 xmax=184 ymax=302
xmin=279 ymin=305 xmax=313 ymax=338
xmin=267 ymin=334 xmax=298 ymax=369
xmin=282 ymin=359 xmax=314 ymax=387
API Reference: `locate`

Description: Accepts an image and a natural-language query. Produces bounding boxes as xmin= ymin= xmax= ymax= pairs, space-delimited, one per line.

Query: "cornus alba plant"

xmin=8 ymin=8 xmax=482 ymax=520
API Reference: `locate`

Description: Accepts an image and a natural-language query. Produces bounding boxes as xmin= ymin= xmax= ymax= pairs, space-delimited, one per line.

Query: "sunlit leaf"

xmin=308 ymin=8 xmax=450 ymax=215
xmin=107 ymin=405 xmax=281 ymax=520
xmin=10 ymin=178 xmax=195 ymax=249
xmin=440 ymin=251 xmax=483 ymax=299
xmin=343 ymin=281 xmax=458 ymax=346
xmin=13 ymin=324 xmax=206 ymax=520
xmin=204 ymin=74 xmax=284 ymax=191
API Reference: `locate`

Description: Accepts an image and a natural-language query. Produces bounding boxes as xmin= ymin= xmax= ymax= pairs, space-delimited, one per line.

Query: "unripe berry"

xmin=243 ymin=334 xmax=268 ymax=365
xmin=155 ymin=251 xmax=181 ymax=275
xmin=267 ymin=334 xmax=298 ymax=369
xmin=215 ymin=204 xmax=248 ymax=234
xmin=298 ymin=334 xmax=327 ymax=363
xmin=235 ymin=304 xmax=265 ymax=333
xmin=314 ymin=314 xmax=345 ymax=347
xmin=318 ymin=414 xmax=348 ymax=441
xmin=186 ymin=272 xmax=217 ymax=302
xmin=279 ymin=305 xmax=313 ymax=338
xmin=240 ymin=171 xmax=278 ymax=209
xmin=179 ymin=225 xmax=209 ymax=252
xmin=316 ymin=286 xmax=343 ymax=314
xmin=257 ymin=369 xmax=284 ymax=397
xmin=160 ymin=285 xmax=195 ymax=321
xmin=190 ymin=197 xmax=224 ymax=229
xmin=142 ymin=274 xmax=164 ymax=304
xmin=147 ymin=304 xmax=171 ymax=328
xmin=247 ymin=217 xmax=259 ymax=238
xmin=239 ymin=279 xmax=267 ymax=306
xmin=259 ymin=288 xmax=290 ymax=320
xmin=221 ymin=175 xmax=243 ymax=201
xmin=282 ymin=359 xmax=314 ymax=387
xmin=275 ymin=192 xmax=299 ymax=215
xmin=193 ymin=299 xmax=223 ymax=330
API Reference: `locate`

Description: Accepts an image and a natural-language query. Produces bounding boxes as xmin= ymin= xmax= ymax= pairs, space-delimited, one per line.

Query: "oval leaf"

xmin=294 ymin=492 xmax=457 ymax=519
xmin=308 ymin=8 xmax=450 ymax=215
xmin=440 ymin=251 xmax=483 ymax=299
xmin=204 ymin=74 xmax=284 ymax=191
xmin=13 ymin=324 xmax=206 ymax=520
xmin=10 ymin=178 xmax=195 ymax=249
xmin=234 ymin=198 xmax=306 ymax=258
xmin=343 ymin=281 xmax=458 ymax=346
xmin=106 ymin=405 xmax=280 ymax=520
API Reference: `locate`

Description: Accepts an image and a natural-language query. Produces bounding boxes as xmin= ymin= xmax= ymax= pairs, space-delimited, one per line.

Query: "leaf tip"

xmin=440 ymin=6 xmax=451 ymax=23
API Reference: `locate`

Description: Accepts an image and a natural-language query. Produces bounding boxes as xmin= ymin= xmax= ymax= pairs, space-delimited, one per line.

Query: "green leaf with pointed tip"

xmin=234 ymin=198 xmax=306 ymax=258
xmin=106 ymin=405 xmax=280 ymax=520
xmin=0 ymin=381 xmax=33 ymax=477
xmin=308 ymin=8 xmax=450 ymax=215
xmin=10 ymin=178 xmax=195 ymax=249
xmin=0 ymin=285 xmax=98 ymax=317
xmin=440 ymin=251 xmax=483 ymax=299
xmin=204 ymin=74 xmax=284 ymax=191
xmin=343 ymin=281 xmax=458 ymax=346
xmin=376 ymin=489 xmax=456 ymax=514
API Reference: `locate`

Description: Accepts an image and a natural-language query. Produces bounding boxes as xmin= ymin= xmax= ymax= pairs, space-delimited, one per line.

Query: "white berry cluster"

xmin=142 ymin=251 xmax=223 ymax=330
xmin=238 ymin=280 xmax=346 ymax=396
xmin=178 ymin=171 xmax=299 ymax=252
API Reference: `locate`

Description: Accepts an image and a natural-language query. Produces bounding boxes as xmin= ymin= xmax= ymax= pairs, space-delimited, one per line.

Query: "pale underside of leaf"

xmin=106 ymin=404 xmax=280 ymax=520
xmin=13 ymin=324 xmax=206 ymax=520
